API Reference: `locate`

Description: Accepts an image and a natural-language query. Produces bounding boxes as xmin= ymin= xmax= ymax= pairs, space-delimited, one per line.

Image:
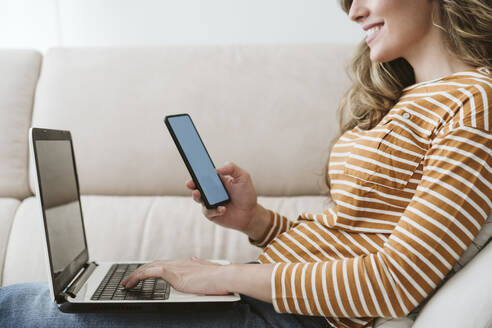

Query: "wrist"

xmin=221 ymin=264 xmax=240 ymax=293
xmin=243 ymin=204 xmax=271 ymax=241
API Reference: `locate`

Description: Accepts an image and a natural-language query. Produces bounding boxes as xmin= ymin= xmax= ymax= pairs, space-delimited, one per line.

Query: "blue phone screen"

xmin=168 ymin=115 xmax=229 ymax=206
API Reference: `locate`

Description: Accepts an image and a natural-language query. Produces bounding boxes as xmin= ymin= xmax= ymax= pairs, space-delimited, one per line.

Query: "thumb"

xmin=216 ymin=161 xmax=242 ymax=179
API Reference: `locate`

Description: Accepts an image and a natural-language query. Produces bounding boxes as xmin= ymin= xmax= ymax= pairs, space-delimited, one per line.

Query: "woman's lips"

xmin=365 ymin=23 xmax=384 ymax=45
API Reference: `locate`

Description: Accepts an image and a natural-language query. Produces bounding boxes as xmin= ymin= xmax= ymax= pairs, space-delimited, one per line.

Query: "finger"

xmin=121 ymin=260 xmax=164 ymax=286
xmin=217 ymin=174 xmax=233 ymax=187
xmin=215 ymin=162 xmax=243 ymax=179
xmin=123 ymin=266 xmax=164 ymax=289
xmin=192 ymin=190 xmax=203 ymax=204
xmin=185 ymin=179 xmax=196 ymax=190
xmin=202 ymin=206 xmax=226 ymax=218
xmin=121 ymin=264 xmax=152 ymax=286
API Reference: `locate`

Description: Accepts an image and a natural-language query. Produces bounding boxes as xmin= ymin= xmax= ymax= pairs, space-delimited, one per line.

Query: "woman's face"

xmin=348 ymin=0 xmax=436 ymax=63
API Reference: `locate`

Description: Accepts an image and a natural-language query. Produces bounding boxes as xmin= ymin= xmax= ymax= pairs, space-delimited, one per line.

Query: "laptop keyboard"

xmin=91 ymin=263 xmax=171 ymax=301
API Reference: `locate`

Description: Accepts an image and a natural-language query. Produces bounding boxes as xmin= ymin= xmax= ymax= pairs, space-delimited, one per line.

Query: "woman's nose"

xmin=348 ymin=0 xmax=369 ymax=23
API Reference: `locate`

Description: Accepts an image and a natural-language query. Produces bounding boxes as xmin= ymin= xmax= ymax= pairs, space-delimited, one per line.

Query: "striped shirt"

xmin=250 ymin=67 xmax=492 ymax=328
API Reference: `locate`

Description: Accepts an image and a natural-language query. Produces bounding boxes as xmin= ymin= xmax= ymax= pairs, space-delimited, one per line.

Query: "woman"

xmin=1 ymin=0 xmax=491 ymax=327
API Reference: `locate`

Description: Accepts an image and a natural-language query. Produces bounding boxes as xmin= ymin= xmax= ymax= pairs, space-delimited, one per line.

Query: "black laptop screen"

xmin=35 ymin=139 xmax=88 ymax=293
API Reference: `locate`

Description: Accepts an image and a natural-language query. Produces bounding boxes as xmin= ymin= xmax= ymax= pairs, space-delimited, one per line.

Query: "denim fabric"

xmin=0 ymin=282 xmax=328 ymax=328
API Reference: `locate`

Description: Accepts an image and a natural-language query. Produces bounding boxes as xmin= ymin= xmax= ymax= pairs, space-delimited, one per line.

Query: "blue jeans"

xmin=0 ymin=282 xmax=328 ymax=328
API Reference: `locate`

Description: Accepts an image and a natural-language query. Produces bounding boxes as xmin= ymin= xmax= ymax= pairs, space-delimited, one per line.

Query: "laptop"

xmin=29 ymin=127 xmax=240 ymax=312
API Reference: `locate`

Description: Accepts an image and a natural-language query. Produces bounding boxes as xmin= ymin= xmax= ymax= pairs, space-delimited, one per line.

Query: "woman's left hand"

xmin=121 ymin=257 xmax=230 ymax=295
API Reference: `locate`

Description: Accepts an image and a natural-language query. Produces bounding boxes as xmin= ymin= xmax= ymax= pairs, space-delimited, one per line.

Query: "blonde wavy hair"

xmin=323 ymin=0 xmax=492 ymax=191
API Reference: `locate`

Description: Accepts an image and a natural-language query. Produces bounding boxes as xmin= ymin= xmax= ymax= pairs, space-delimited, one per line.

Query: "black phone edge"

xmin=164 ymin=114 xmax=230 ymax=210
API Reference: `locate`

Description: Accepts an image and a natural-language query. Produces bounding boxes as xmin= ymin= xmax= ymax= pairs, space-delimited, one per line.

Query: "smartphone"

xmin=164 ymin=114 xmax=230 ymax=209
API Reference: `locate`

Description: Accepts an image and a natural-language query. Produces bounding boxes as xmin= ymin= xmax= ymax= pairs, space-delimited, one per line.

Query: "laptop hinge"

xmin=64 ymin=261 xmax=98 ymax=298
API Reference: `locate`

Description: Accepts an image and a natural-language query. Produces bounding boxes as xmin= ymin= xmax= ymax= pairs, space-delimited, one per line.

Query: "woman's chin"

xmin=369 ymin=47 xmax=397 ymax=64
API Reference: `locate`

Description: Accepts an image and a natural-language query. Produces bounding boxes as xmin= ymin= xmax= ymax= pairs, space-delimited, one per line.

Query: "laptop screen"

xmin=32 ymin=129 xmax=89 ymax=298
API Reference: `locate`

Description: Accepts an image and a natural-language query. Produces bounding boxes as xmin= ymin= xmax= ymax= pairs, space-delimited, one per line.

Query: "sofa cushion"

xmin=30 ymin=45 xmax=353 ymax=197
xmin=412 ymin=241 xmax=492 ymax=328
xmin=0 ymin=50 xmax=41 ymax=199
xmin=453 ymin=212 xmax=492 ymax=271
xmin=403 ymin=211 xmax=492 ymax=321
xmin=0 ymin=198 xmax=20 ymax=286
xmin=2 ymin=195 xmax=327 ymax=286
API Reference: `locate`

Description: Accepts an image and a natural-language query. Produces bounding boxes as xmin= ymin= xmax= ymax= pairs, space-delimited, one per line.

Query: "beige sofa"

xmin=1 ymin=46 xmax=491 ymax=328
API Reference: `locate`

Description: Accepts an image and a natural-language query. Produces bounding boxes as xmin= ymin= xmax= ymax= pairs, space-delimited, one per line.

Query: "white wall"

xmin=0 ymin=0 xmax=363 ymax=51
xmin=0 ymin=0 xmax=60 ymax=51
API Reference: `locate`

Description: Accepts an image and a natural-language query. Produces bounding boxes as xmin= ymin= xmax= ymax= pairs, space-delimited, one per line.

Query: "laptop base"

xmin=58 ymin=299 xmax=240 ymax=313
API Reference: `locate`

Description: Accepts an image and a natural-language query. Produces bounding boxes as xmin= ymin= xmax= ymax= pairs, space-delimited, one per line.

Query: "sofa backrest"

xmin=0 ymin=50 xmax=41 ymax=199
xmin=29 ymin=45 xmax=354 ymax=197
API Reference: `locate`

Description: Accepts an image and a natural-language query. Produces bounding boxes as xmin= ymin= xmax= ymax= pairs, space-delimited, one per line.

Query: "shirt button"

xmin=478 ymin=67 xmax=491 ymax=75
xmin=403 ymin=112 xmax=411 ymax=119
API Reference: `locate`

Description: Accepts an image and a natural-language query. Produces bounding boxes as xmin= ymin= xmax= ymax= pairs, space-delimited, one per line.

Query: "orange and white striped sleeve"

xmin=271 ymin=123 xmax=492 ymax=318
xmin=249 ymin=209 xmax=296 ymax=248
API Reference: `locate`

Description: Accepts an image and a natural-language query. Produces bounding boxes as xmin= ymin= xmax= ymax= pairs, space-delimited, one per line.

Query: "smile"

xmin=365 ymin=23 xmax=384 ymax=44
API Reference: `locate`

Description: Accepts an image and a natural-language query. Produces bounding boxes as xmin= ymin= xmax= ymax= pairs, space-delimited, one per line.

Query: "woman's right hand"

xmin=185 ymin=162 xmax=259 ymax=234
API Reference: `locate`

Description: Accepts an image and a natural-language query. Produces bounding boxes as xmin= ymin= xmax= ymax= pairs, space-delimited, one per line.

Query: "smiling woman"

xmin=1 ymin=1 xmax=492 ymax=328
xmin=333 ymin=0 xmax=492 ymax=140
